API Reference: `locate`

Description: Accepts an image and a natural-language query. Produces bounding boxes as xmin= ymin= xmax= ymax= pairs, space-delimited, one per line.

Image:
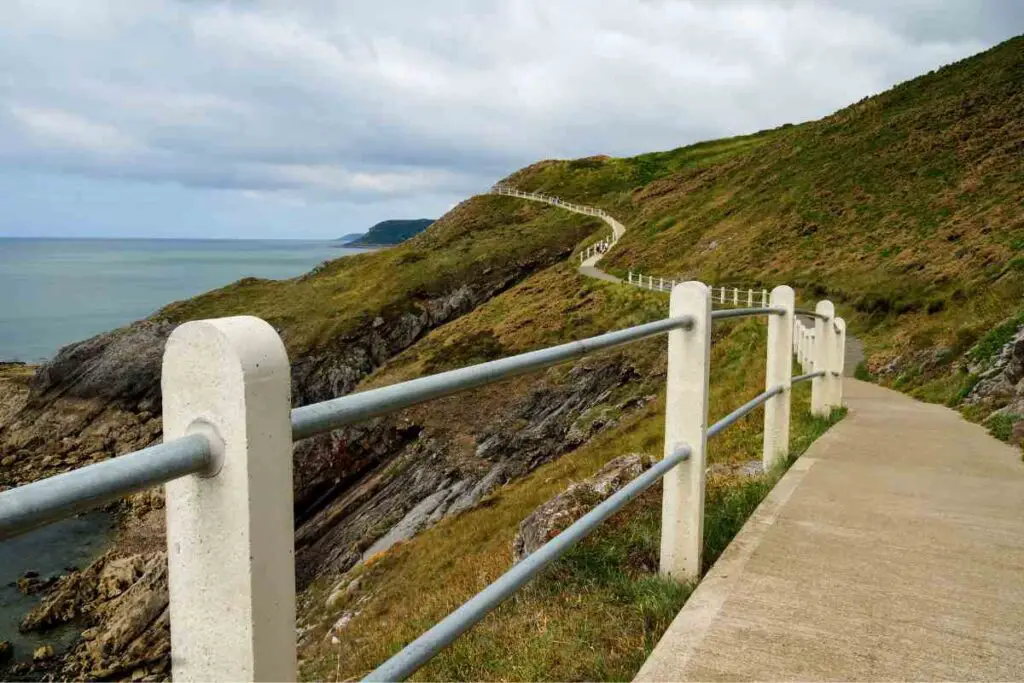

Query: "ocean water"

xmin=0 ymin=238 xmax=364 ymax=362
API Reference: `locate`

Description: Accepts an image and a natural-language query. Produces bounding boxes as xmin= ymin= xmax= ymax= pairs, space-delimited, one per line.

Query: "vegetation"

xmin=298 ymin=310 xmax=844 ymax=680
xmin=346 ymin=219 xmax=435 ymax=247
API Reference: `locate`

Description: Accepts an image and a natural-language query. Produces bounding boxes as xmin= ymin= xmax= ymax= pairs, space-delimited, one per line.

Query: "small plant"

xmin=967 ymin=313 xmax=1024 ymax=367
xmin=854 ymin=361 xmax=874 ymax=381
xmin=985 ymin=413 xmax=1021 ymax=444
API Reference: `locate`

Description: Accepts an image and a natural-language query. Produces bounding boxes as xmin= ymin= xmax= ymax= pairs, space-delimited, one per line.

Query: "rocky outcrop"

xmin=20 ymin=551 xmax=169 ymax=681
xmin=294 ymin=357 xmax=648 ymax=584
xmin=512 ymin=453 xmax=653 ymax=563
xmin=965 ymin=322 xmax=1024 ymax=418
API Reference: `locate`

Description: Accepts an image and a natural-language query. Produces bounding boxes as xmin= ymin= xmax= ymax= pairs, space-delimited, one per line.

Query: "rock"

xmin=32 ymin=645 xmax=54 ymax=662
xmin=965 ymin=322 xmax=1024 ymax=411
xmin=0 ymin=640 xmax=12 ymax=664
xmin=325 ymin=576 xmax=362 ymax=611
xmin=708 ymin=460 xmax=764 ymax=479
xmin=512 ymin=453 xmax=653 ymax=563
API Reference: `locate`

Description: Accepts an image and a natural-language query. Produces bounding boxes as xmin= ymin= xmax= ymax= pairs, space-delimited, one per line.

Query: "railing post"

xmin=162 ymin=317 xmax=296 ymax=682
xmin=733 ymin=287 xmax=739 ymax=306
xmin=764 ymin=286 xmax=795 ymax=469
xmin=762 ymin=289 xmax=768 ymax=307
xmin=834 ymin=317 xmax=847 ymax=407
xmin=747 ymin=289 xmax=753 ymax=307
xmin=812 ymin=301 xmax=837 ymax=416
xmin=660 ymin=281 xmax=711 ymax=581
xmin=628 ymin=271 xmax=633 ymax=285
xmin=660 ymin=277 xmax=665 ymax=290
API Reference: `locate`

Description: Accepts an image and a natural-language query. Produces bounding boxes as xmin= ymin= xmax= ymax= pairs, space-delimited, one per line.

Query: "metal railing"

xmin=490 ymin=184 xmax=626 ymax=264
xmin=0 ymin=282 xmax=846 ymax=682
xmin=628 ymin=273 xmax=773 ymax=309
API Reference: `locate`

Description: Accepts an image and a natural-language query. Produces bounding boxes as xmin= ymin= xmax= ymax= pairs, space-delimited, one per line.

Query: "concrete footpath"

xmin=637 ymin=379 xmax=1024 ymax=681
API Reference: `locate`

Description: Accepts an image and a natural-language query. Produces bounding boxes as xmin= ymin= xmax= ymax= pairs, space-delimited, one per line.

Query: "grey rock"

xmin=512 ymin=453 xmax=653 ymax=563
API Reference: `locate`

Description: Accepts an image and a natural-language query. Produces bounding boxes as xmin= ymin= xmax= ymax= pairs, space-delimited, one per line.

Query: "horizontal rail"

xmin=792 ymin=370 xmax=826 ymax=384
xmin=0 ymin=434 xmax=212 ymax=541
xmin=363 ymin=443 xmax=693 ymax=681
xmin=292 ymin=316 xmax=694 ymax=441
xmin=711 ymin=307 xmax=784 ymax=320
xmin=794 ymin=308 xmax=828 ymax=320
xmin=367 ymin=379 xmax=800 ymax=680
xmin=707 ymin=385 xmax=783 ymax=438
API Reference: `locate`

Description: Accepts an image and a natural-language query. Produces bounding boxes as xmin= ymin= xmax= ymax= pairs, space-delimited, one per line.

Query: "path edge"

xmin=634 ymin=456 xmax=820 ymax=681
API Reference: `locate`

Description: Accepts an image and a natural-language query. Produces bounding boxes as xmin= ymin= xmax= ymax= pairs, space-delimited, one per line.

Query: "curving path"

xmin=491 ymin=184 xmax=623 ymax=282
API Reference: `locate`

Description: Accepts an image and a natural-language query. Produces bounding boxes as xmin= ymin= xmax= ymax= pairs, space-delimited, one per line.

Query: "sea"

xmin=0 ymin=238 xmax=366 ymax=362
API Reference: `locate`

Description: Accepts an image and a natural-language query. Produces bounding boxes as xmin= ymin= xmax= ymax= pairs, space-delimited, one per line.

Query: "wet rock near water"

xmin=0 ymin=640 xmax=12 ymax=664
xmin=20 ymin=552 xmax=170 ymax=681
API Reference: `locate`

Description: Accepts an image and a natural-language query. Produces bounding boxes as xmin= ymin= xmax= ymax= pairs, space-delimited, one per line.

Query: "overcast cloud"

xmin=0 ymin=0 xmax=1021 ymax=238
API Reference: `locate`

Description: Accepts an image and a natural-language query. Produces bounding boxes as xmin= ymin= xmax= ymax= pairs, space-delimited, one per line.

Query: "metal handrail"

xmin=794 ymin=308 xmax=828 ymax=320
xmin=0 ymin=434 xmax=211 ymax=540
xmin=712 ymin=307 xmax=784 ymax=320
xmin=366 ymin=377 xmax=791 ymax=681
xmin=291 ymin=315 xmax=693 ymax=441
xmin=363 ymin=443 xmax=694 ymax=682
xmin=792 ymin=370 xmax=826 ymax=384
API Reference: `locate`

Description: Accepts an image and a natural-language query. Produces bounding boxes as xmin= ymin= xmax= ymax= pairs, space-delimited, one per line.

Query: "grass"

xmin=986 ymin=412 xmax=1022 ymax=445
xmin=296 ymin=310 xmax=846 ymax=681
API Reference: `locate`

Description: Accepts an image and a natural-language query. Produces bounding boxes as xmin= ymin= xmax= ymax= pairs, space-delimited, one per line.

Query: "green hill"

xmin=3 ymin=36 xmax=1022 ymax=683
xmin=347 ymin=218 xmax=434 ymax=246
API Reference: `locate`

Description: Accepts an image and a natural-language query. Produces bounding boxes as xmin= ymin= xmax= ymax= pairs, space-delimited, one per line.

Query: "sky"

xmin=0 ymin=1 xmax=1021 ymax=240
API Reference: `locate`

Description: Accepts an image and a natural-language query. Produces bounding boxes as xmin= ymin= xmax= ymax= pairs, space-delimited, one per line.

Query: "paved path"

xmin=637 ymin=378 xmax=1024 ymax=682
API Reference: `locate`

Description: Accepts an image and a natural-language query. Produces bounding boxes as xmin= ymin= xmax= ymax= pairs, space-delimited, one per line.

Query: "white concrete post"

xmin=720 ymin=286 xmax=726 ymax=303
xmin=649 ymin=275 xmax=654 ymax=290
xmin=660 ymin=277 xmax=665 ymax=290
xmin=762 ymin=289 xmax=768 ymax=307
xmin=764 ymin=286 xmax=795 ymax=469
xmin=747 ymin=289 xmax=753 ymax=307
xmin=628 ymin=271 xmax=633 ymax=284
xmin=660 ymin=281 xmax=712 ymax=581
xmin=834 ymin=317 xmax=847 ymax=407
xmin=795 ymin=325 xmax=802 ymax=367
xmin=812 ymin=300 xmax=836 ymax=416
xmin=163 ymin=317 xmax=296 ymax=682
xmin=733 ymin=287 xmax=739 ymax=306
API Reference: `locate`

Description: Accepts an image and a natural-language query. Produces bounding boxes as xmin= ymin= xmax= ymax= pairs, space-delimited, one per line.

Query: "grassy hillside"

xmin=506 ymin=37 xmax=1024 ymax=408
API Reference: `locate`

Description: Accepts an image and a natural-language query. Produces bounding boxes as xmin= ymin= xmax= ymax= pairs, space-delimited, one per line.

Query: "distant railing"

xmin=0 ymin=281 xmax=846 ymax=681
xmin=490 ymin=183 xmax=626 ymax=264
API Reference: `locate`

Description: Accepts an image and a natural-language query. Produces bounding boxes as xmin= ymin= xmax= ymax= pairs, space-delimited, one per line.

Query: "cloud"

xmin=0 ymin=0 xmax=1021 ymax=237
xmin=8 ymin=104 xmax=141 ymax=154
